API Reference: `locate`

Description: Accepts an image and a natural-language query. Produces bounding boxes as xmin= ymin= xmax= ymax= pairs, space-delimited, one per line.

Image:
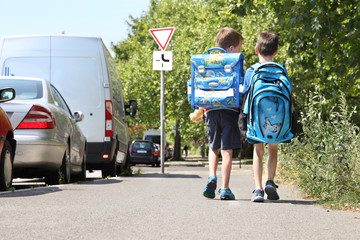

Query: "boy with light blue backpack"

xmin=242 ymin=31 xmax=294 ymax=202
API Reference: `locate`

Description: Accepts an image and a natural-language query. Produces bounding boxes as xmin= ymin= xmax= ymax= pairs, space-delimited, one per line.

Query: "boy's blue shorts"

xmin=205 ymin=109 xmax=242 ymax=150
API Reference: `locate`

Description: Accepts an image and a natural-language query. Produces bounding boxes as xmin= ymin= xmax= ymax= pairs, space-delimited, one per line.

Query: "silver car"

xmin=0 ymin=76 xmax=87 ymax=185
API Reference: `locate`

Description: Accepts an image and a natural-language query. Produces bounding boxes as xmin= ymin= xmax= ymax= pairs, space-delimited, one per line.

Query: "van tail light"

xmin=154 ymin=149 xmax=158 ymax=156
xmin=105 ymin=100 xmax=113 ymax=137
xmin=17 ymin=105 xmax=55 ymax=129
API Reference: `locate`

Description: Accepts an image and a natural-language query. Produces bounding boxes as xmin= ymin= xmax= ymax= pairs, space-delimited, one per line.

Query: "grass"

xmin=278 ymin=92 xmax=360 ymax=211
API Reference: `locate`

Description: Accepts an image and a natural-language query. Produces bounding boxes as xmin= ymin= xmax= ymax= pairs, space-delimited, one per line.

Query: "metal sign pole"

xmin=160 ymin=70 xmax=165 ymax=174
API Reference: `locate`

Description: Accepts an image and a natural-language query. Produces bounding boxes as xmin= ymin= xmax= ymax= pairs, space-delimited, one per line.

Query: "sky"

xmin=0 ymin=0 xmax=151 ymax=55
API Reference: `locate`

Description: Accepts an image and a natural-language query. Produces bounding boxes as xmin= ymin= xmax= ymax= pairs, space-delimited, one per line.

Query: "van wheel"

xmin=0 ymin=140 xmax=14 ymax=191
xmin=102 ymin=158 xmax=116 ymax=178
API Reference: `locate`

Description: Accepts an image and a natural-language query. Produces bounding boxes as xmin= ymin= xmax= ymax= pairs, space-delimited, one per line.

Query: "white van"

xmin=0 ymin=35 xmax=137 ymax=177
xmin=143 ymin=129 xmax=168 ymax=160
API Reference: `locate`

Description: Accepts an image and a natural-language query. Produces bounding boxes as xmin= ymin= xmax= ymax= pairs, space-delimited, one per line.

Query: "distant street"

xmin=0 ymin=156 xmax=359 ymax=240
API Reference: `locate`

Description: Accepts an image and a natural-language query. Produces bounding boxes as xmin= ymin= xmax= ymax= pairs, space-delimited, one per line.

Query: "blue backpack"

xmin=188 ymin=48 xmax=244 ymax=109
xmin=243 ymin=62 xmax=294 ymax=144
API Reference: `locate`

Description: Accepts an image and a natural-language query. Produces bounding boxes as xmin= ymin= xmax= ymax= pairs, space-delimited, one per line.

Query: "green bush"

xmin=278 ymin=92 xmax=360 ymax=209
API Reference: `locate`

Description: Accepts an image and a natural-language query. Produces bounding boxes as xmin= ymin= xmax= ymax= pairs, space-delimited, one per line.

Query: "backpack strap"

xmin=207 ymin=48 xmax=227 ymax=53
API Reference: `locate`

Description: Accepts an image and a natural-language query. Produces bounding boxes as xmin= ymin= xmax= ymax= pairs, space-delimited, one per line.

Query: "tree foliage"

xmin=231 ymin=0 xmax=360 ymax=122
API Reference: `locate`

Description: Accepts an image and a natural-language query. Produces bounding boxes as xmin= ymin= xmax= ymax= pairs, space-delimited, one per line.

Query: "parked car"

xmin=0 ymin=35 xmax=137 ymax=178
xmin=129 ymin=140 xmax=160 ymax=167
xmin=0 ymin=87 xmax=16 ymax=191
xmin=0 ymin=76 xmax=87 ymax=185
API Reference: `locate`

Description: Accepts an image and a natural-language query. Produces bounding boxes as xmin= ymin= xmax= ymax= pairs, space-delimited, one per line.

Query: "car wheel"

xmin=79 ymin=156 xmax=86 ymax=181
xmin=61 ymin=145 xmax=71 ymax=184
xmin=46 ymin=145 xmax=71 ymax=185
xmin=0 ymin=140 xmax=14 ymax=191
xmin=73 ymin=155 xmax=86 ymax=182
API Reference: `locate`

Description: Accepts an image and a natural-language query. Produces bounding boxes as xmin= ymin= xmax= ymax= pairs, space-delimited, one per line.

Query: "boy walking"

xmin=202 ymin=27 xmax=243 ymax=200
xmin=242 ymin=31 xmax=293 ymax=202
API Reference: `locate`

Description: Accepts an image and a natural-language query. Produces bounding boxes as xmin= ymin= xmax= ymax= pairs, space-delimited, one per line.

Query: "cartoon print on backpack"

xmin=263 ymin=117 xmax=282 ymax=134
xmin=189 ymin=47 xmax=244 ymax=109
xmin=243 ymin=62 xmax=294 ymax=143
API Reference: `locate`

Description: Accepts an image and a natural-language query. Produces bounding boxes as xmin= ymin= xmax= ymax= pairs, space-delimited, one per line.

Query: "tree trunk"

xmin=173 ymin=120 xmax=181 ymax=160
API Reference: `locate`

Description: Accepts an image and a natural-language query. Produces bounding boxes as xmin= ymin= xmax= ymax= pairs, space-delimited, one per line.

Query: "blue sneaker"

xmin=265 ymin=180 xmax=280 ymax=200
xmin=220 ymin=188 xmax=235 ymax=200
xmin=203 ymin=175 xmax=217 ymax=198
xmin=251 ymin=189 xmax=264 ymax=202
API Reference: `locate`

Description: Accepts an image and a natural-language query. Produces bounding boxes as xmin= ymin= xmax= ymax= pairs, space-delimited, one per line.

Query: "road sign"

xmin=149 ymin=27 xmax=175 ymax=51
xmin=149 ymin=27 xmax=175 ymax=174
xmin=153 ymin=51 xmax=172 ymax=71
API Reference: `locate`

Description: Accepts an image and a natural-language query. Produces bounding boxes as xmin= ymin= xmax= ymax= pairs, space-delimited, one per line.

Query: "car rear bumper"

xmin=14 ymin=138 xmax=65 ymax=170
xmin=130 ymin=154 xmax=158 ymax=164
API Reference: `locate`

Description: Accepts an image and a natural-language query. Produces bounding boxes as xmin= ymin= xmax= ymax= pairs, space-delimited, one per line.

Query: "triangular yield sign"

xmin=149 ymin=27 xmax=175 ymax=51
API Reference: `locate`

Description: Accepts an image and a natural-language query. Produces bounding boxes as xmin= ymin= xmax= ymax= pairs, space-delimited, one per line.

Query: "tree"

xmin=230 ymin=0 xmax=360 ymax=123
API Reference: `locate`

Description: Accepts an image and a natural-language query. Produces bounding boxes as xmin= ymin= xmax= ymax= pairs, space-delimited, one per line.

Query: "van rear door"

xmin=50 ymin=36 xmax=105 ymax=143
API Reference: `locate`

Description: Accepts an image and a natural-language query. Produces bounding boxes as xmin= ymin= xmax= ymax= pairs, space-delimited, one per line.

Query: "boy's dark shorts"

xmin=205 ymin=109 xmax=242 ymax=150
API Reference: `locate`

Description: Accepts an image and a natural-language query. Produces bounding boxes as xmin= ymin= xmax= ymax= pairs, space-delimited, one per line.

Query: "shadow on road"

xmin=79 ymin=179 xmax=123 ymax=185
xmin=0 ymin=186 xmax=61 ymax=198
xmin=268 ymin=199 xmax=317 ymax=205
xmin=236 ymin=198 xmax=316 ymax=205
xmin=132 ymin=173 xmax=201 ymax=179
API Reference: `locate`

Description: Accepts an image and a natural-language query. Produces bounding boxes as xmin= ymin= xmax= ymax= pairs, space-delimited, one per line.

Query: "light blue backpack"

xmin=188 ymin=48 xmax=244 ymax=109
xmin=243 ymin=62 xmax=294 ymax=144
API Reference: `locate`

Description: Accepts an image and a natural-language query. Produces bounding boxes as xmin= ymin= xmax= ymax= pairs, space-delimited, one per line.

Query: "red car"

xmin=0 ymin=88 xmax=16 ymax=191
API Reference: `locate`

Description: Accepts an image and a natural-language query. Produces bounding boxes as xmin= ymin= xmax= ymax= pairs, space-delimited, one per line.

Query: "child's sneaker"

xmin=265 ymin=180 xmax=280 ymax=200
xmin=219 ymin=188 xmax=235 ymax=200
xmin=251 ymin=189 xmax=264 ymax=202
xmin=203 ymin=175 xmax=217 ymax=198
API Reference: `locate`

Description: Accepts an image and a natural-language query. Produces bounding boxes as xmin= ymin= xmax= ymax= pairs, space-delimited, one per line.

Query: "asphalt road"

xmin=0 ymin=158 xmax=359 ymax=240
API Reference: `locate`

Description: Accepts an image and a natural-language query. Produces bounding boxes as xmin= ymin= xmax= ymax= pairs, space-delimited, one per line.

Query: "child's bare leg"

xmin=208 ymin=148 xmax=220 ymax=177
xmin=253 ymin=143 xmax=264 ymax=189
xmin=220 ymin=149 xmax=233 ymax=189
xmin=267 ymin=144 xmax=278 ymax=181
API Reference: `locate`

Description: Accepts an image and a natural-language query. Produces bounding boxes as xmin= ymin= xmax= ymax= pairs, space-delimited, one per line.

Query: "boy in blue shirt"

xmin=242 ymin=31 xmax=292 ymax=202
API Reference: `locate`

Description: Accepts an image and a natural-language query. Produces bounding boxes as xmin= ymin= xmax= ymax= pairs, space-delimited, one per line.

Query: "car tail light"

xmin=17 ymin=105 xmax=55 ymax=129
xmin=105 ymin=100 xmax=113 ymax=137
xmin=154 ymin=149 xmax=158 ymax=156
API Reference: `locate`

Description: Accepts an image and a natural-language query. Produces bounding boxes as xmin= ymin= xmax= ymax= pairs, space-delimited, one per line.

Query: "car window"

xmin=50 ymin=85 xmax=73 ymax=117
xmin=132 ymin=142 xmax=153 ymax=150
xmin=0 ymin=79 xmax=43 ymax=99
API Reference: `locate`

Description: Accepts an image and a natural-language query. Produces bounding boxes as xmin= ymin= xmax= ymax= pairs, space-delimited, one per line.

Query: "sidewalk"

xmin=164 ymin=154 xmax=245 ymax=167
xmin=131 ymin=159 xmax=360 ymax=240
